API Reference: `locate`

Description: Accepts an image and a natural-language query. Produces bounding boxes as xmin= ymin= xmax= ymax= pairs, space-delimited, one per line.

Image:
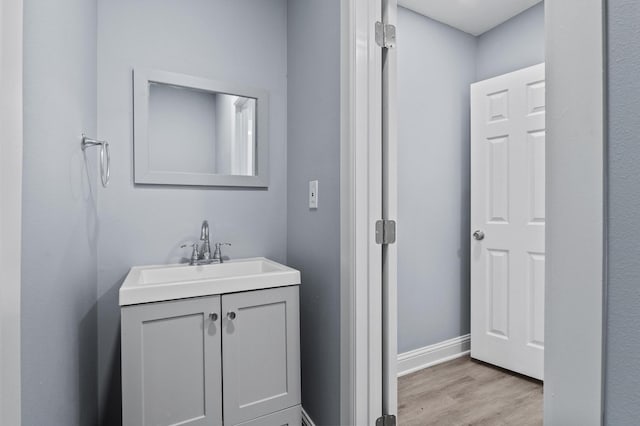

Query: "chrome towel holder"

xmin=81 ymin=134 xmax=110 ymax=188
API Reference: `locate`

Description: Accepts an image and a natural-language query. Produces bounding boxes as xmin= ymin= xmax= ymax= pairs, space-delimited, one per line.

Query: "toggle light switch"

xmin=309 ymin=180 xmax=318 ymax=209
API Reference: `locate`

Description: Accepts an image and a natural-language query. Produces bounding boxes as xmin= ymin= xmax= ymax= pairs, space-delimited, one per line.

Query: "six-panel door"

xmin=121 ymin=296 xmax=223 ymax=426
xmin=470 ymin=63 xmax=545 ymax=380
xmin=221 ymin=287 xmax=301 ymax=425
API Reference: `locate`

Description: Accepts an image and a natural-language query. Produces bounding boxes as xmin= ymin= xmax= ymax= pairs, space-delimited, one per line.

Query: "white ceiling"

xmin=398 ymin=0 xmax=543 ymax=36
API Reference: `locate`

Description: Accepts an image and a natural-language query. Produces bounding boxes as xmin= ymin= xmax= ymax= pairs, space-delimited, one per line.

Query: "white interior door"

xmin=470 ymin=63 xmax=545 ymax=380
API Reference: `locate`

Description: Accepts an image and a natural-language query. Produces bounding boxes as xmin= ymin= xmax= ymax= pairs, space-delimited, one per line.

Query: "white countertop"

xmin=119 ymin=257 xmax=301 ymax=306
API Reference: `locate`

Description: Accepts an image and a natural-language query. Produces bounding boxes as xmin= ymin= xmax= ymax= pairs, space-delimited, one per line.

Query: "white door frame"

xmin=340 ymin=0 xmax=608 ymax=424
xmin=340 ymin=0 xmax=383 ymax=424
xmin=0 ymin=0 xmax=23 ymax=425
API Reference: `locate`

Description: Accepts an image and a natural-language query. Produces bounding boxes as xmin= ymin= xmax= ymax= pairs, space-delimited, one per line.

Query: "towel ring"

xmin=82 ymin=134 xmax=110 ymax=188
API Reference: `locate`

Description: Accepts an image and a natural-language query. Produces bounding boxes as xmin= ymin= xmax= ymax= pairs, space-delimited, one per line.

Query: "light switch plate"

xmin=309 ymin=180 xmax=318 ymax=209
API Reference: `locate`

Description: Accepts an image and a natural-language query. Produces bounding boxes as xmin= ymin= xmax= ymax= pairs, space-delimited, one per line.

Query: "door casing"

xmin=544 ymin=0 xmax=607 ymax=423
xmin=340 ymin=0 xmax=383 ymax=424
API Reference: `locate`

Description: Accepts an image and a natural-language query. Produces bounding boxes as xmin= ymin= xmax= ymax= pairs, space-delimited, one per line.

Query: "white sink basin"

xmin=119 ymin=257 xmax=301 ymax=306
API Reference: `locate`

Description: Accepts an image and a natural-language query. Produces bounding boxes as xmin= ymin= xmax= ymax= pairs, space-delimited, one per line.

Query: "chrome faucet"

xmin=181 ymin=220 xmax=231 ymax=265
xmin=200 ymin=220 xmax=211 ymax=260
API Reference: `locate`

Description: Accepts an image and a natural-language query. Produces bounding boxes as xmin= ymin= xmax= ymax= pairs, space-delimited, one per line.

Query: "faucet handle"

xmin=181 ymin=242 xmax=200 ymax=265
xmin=213 ymin=242 xmax=231 ymax=263
xmin=180 ymin=242 xmax=199 ymax=250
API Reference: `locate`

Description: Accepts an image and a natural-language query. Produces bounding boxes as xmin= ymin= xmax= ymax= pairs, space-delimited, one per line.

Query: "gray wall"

xmin=397 ymin=7 xmax=476 ymax=353
xmin=605 ymin=0 xmax=640 ymax=423
xmin=96 ymin=0 xmax=288 ymax=423
xmin=21 ymin=0 xmax=99 ymax=425
xmin=476 ymin=2 xmax=545 ymax=81
xmin=286 ymin=1 xmax=341 ymax=425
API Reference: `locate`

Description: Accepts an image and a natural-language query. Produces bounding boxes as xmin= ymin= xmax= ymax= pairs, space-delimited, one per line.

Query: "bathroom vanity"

xmin=119 ymin=258 xmax=301 ymax=426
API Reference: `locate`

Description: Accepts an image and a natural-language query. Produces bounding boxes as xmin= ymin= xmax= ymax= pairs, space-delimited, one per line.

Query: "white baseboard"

xmin=301 ymin=407 xmax=316 ymax=426
xmin=397 ymin=334 xmax=471 ymax=377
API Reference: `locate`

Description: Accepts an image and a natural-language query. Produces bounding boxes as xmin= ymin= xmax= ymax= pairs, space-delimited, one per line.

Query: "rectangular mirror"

xmin=133 ymin=69 xmax=269 ymax=187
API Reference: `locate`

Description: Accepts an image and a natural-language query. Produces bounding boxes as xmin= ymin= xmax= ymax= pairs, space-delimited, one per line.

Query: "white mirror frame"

xmin=133 ymin=68 xmax=269 ymax=187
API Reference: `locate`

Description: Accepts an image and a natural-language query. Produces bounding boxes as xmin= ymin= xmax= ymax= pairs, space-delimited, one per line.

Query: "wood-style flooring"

xmin=398 ymin=356 xmax=543 ymax=426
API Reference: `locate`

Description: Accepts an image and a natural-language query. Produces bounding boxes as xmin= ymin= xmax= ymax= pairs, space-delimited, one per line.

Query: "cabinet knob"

xmin=227 ymin=311 xmax=237 ymax=320
xmin=209 ymin=313 xmax=218 ymax=321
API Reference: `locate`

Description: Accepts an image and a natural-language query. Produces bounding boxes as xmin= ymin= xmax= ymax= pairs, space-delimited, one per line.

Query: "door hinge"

xmin=376 ymin=414 xmax=397 ymax=426
xmin=375 ymin=21 xmax=396 ymax=49
xmin=375 ymin=220 xmax=396 ymax=245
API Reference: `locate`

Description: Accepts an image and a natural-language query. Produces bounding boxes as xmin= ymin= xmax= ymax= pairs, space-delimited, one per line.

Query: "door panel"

xmin=121 ymin=296 xmax=223 ymax=426
xmin=471 ymin=63 xmax=545 ymax=380
xmin=527 ymin=252 xmax=545 ymax=348
xmin=487 ymin=136 xmax=510 ymax=223
xmin=527 ymin=131 xmax=546 ymax=223
xmin=487 ymin=249 xmax=510 ymax=339
xmin=222 ymin=286 xmax=300 ymax=425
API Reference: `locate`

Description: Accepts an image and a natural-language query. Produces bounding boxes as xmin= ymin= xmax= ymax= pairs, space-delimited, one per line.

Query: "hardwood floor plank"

xmin=398 ymin=356 xmax=542 ymax=425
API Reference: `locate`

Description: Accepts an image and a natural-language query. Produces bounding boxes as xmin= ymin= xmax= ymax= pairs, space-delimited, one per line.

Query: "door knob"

xmin=227 ymin=312 xmax=236 ymax=320
xmin=209 ymin=312 xmax=218 ymax=321
xmin=473 ymin=230 xmax=485 ymax=241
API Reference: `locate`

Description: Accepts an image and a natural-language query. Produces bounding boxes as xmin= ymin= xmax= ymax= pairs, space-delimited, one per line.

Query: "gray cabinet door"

xmin=222 ymin=286 xmax=301 ymax=425
xmin=121 ymin=296 xmax=223 ymax=426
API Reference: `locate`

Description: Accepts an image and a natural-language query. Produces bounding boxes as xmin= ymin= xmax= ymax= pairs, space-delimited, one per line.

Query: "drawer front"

xmin=233 ymin=406 xmax=301 ymax=426
xmin=222 ymin=286 xmax=301 ymax=425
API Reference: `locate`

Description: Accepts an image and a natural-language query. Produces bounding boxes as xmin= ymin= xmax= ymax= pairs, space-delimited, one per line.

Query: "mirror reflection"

xmin=148 ymin=82 xmax=257 ymax=177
